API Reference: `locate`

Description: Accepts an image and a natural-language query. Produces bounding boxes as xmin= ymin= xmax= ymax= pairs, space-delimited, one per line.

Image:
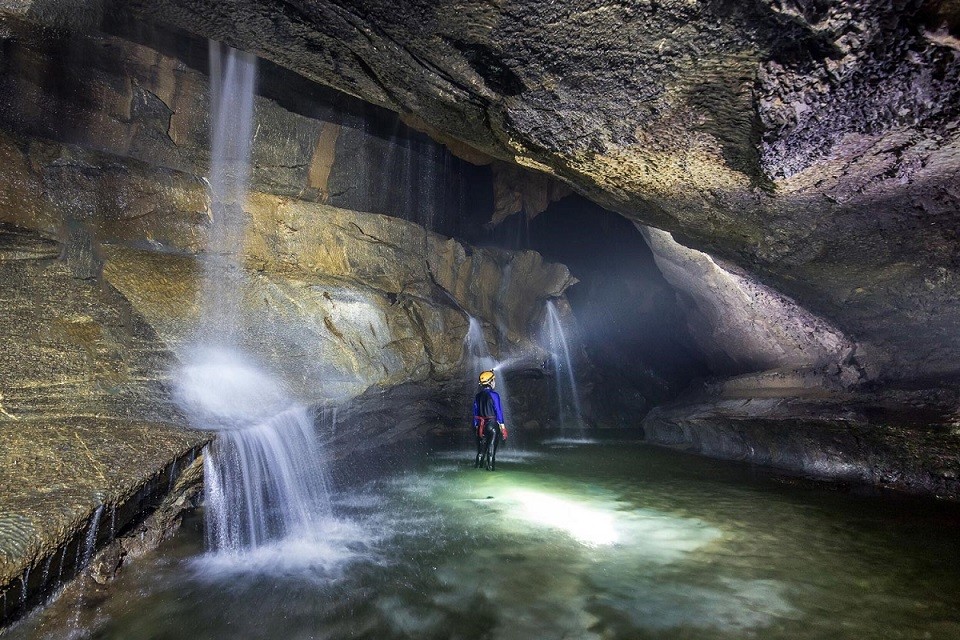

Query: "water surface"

xmin=13 ymin=442 xmax=960 ymax=639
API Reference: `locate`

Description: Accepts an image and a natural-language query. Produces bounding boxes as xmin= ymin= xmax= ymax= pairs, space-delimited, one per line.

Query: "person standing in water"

xmin=474 ymin=370 xmax=507 ymax=470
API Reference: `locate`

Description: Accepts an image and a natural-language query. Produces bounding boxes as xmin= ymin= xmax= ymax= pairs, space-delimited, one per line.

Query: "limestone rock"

xmin=639 ymin=225 xmax=856 ymax=377
xmin=643 ymin=386 xmax=960 ymax=499
xmin=69 ymin=0 xmax=959 ymax=382
xmin=490 ymin=162 xmax=572 ymax=225
xmin=101 ymin=194 xmax=573 ymax=403
xmin=0 ymin=224 xmax=210 ymax=622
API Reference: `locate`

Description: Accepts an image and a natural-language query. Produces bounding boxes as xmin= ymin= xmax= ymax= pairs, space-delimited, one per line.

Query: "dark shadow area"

xmin=475 ymin=194 xmax=712 ymax=421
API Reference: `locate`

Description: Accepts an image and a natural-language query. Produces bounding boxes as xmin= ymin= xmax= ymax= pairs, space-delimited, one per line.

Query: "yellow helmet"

xmin=479 ymin=370 xmax=496 ymax=385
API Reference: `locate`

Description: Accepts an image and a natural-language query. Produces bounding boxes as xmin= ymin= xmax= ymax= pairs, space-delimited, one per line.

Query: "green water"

xmin=12 ymin=441 xmax=960 ymax=639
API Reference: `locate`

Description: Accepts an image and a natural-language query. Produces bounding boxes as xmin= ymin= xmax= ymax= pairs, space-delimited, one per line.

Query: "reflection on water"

xmin=10 ymin=442 xmax=960 ymax=639
xmin=541 ymin=436 xmax=601 ymax=446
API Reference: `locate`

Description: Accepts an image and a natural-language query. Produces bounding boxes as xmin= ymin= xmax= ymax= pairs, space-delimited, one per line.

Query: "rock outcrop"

xmin=0 ymin=16 xmax=575 ymax=401
xmin=101 ymin=196 xmax=573 ymax=403
xmin=642 ymin=377 xmax=960 ymax=499
xmin=0 ymin=223 xmax=210 ymax=626
xmin=639 ymin=226 xmax=857 ymax=379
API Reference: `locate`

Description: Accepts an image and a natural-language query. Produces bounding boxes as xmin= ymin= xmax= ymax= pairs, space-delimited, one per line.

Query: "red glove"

xmin=500 ymin=425 xmax=508 ymax=440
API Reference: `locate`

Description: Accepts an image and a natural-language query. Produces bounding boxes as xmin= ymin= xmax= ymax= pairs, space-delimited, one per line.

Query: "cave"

xmin=2 ymin=1 xmax=960 ymax=638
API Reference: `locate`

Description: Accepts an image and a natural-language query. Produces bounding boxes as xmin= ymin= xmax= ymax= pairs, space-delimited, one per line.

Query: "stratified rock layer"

xmin=0 ymin=224 xmax=210 ymax=625
xmin=56 ymin=0 xmax=956 ymax=382
xmin=101 ymin=195 xmax=573 ymax=403
xmin=643 ymin=374 xmax=960 ymax=499
xmin=0 ymin=17 xmax=575 ymax=403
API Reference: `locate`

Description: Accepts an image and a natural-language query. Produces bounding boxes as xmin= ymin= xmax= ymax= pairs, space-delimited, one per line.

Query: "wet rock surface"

xmin=0 ymin=20 xmax=577 ymax=626
xmin=0 ymin=17 xmax=575 ymax=405
xmin=0 ymin=224 xmax=210 ymax=625
xmin=643 ymin=375 xmax=960 ymax=499
xmin=61 ymin=0 xmax=958 ymax=382
xmin=100 ymin=196 xmax=572 ymax=403
xmin=1 ymin=7 xmax=960 ymax=627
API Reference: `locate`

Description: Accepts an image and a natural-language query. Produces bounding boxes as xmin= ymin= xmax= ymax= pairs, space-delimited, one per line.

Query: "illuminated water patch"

xmin=429 ymin=450 xmax=545 ymax=464
xmin=542 ymin=437 xmax=600 ymax=446
xmin=506 ymin=489 xmax=619 ymax=546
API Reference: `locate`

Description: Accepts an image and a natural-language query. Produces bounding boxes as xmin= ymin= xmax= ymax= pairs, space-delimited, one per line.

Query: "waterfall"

xmin=174 ymin=43 xmax=331 ymax=562
xmin=203 ymin=406 xmax=331 ymax=551
xmin=544 ymin=300 xmax=584 ymax=431
xmin=200 ymin=42 xmax=257 ymax=345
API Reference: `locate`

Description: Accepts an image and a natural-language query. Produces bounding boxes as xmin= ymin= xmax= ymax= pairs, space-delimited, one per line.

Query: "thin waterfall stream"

xmin=543 ymin=300 xmax=585 ymax=432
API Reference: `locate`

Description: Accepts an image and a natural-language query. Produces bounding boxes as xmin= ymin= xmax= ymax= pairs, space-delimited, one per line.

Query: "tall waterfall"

xmin=544 ymin=300 xmax=584 ymax=431
xmin=199 ymin=43 xmax=257 ymax=345
xmin=174 ymin=43 xmax=331 ymax=561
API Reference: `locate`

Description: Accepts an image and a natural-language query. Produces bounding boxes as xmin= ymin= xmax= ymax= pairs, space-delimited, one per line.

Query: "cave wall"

xmin=39 ymin=0 xmax=956 ymax=385
xmin=478 ymin=195 xmax=713 ymax=424
xmin=0 ymin=17 xmax=575 ymax=410
xmin=0 ymin=16 xmax=494 ymax=240
xmin=0 ymin=17 xmax=582 ymax=613
xmin=639 ymin=226 xmax=858 ymax=380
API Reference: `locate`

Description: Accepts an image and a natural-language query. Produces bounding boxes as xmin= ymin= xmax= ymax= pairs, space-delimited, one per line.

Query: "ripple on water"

xmin=15 ymin=443 xmax=960 ymax=640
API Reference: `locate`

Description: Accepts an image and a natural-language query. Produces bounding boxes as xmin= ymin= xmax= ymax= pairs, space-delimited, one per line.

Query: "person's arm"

xmin=492 ymin=391 xmax=504 ymax=424
xmin=473 ymin=395 xmax=479 ymax=427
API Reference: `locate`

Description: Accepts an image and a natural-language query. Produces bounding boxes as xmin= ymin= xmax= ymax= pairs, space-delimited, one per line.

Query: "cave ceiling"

xmin=4 ymin=0 xmax=960 ymax=381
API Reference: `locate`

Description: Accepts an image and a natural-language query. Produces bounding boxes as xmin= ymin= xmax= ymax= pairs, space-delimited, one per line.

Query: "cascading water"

xmin=543 ymin=300 xmax=585 ymax=432
xmin=174 ymin=43 xmax=332 ymax=565
xmin=178 ymin=351 xmax=332 ymax=555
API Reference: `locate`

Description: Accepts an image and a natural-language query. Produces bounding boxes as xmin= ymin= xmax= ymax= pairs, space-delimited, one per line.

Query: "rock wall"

xmin=639 ymin=226 xmax=858 ymax=379
xmin=46 ymin=0 xmax=956 ymax=384
xmin=0 ymin=224 xmax=210 ymax=626
xmin=100 ymin=196 xmax=573 ymax=404
xmin=643 ymin=389 xmax=960 ymax=499
xmin=0 ymin=17 xmax=575 ymax=402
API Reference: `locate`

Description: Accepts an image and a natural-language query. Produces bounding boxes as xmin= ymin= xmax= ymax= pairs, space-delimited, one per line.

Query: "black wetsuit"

xmin=473 ymin=386 xmax=504 ymax=470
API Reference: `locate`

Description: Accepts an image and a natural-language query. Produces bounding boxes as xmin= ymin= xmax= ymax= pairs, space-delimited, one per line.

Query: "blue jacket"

xmin=473 ymin=387 xmax=504 ymax=426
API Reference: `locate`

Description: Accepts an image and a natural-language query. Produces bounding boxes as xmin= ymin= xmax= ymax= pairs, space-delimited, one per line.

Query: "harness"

xmin=474 ymin=415 xmax=491 ymax=439
xmin=475 ymin=416 xmax=508 ymax=440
